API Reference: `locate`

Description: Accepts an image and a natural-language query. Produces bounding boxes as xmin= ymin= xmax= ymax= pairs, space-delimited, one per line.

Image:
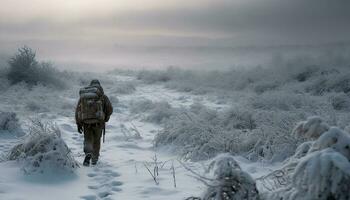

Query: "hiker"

xmin=75 ymin=79 xmax=113 ymax=166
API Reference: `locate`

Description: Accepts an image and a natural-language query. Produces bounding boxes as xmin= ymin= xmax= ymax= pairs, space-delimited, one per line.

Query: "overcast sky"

xmin=0 ymin=0 xmax=349 ymax=70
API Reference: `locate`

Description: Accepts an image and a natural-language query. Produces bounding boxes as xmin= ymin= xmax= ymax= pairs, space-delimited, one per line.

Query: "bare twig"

xmin=171 ymin=161 xmax=177 ymax=188
xmin=177 ymin=159 xmax=214 ymax=182
xmin=130 ymin=122 xmax=142 ymax=139
xmin=143 ymin=162 xmax=159 ymax=185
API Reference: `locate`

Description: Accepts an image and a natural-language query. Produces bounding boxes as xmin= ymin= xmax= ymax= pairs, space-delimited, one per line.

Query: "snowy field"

xmin=1 ymin=51 xmax=350 ymax=200
xmin=0 ymin=73 xmax=272 ymax=200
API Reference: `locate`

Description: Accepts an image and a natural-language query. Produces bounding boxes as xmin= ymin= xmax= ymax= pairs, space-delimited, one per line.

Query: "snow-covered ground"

xmin=0 ymin=74 xmax=278 ymax=200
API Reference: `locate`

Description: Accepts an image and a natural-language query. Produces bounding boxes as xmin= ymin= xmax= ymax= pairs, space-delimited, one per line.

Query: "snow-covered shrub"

xmin=306 ymin=70 xmax=350 ymax=95
xmin=266 ymin=127 xmax=350 ymax=200
xmin=156 ymin=104 xmax=302 ymax=161
xmin=202 ymin=154 xmax=260 ymax=200
xmin=292 ymin=65 xmax=319 ymax=82
xmin=221 ymin=107 xmax=256 ymax=130
xmin=7 ymin=47 xmax=66 ymax=89
xmin=292 ymin=116 xmax=329 ymax=140
xmin=330 ymin=93 xmax=350 ymax=111
xmin=246 ymin=111 xmax=304 ymax=162
xmin=308 ymin=127 xmax=350 ymax=159
xmin=249 ymin=91 xmax=318 ymax=111
xmin=8 ymin=119 xmax=78 ymax=174
xmin=146 ymin=101 xmax=174 ymax=123
xmin=130 ymin=100 xmax=174 ymax=123
xmin=155 ymin=105 xmax=259 ymax=161
xmin=155 ymin=110 xmax=234 ymax=161
xmin=129 ymin=99 xmax=155 ymax=114
xmin=291 ymin=148 xmax=350 ymax=200
xmin=0 ymin=111 xmax=24 ymax=136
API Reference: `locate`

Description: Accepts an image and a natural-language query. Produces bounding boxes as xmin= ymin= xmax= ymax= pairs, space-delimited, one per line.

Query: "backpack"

xmin=78 ymin=86 xmax=105 ymax=124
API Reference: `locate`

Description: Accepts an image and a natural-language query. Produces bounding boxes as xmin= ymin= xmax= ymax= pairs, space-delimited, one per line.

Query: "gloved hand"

xmin=105 ymin=116 xmax=110 ymax=122
xmin=77 ymin=124 xmax=83 ymax=134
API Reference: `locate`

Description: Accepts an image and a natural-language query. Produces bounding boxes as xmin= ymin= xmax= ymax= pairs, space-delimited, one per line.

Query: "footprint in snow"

xmin=84 ymin=166 xmax=123 ymax=199
xmin=80 ymin=195 xmax=97 ymax=200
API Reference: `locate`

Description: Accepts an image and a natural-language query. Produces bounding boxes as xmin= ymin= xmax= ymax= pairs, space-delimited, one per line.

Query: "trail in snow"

xmin=0 ymin=75 xmax=275 ymax=200
xmin=57 ymin=76 xmax=218 ymax=200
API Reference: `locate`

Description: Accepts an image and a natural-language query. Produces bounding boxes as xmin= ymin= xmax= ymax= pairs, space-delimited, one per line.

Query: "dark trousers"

xmin=83 ymin=124 xmax=103 ymax=161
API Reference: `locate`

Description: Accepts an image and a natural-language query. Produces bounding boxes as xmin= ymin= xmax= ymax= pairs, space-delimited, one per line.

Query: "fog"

xmin=0 ymin=0 xmax=350 ymax=71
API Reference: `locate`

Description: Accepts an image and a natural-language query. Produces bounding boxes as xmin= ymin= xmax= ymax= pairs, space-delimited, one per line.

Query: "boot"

xmin=83 ymin=154 xmax=92 ymax=166
xmin=91 ymin=158 xmax=98 ymax=166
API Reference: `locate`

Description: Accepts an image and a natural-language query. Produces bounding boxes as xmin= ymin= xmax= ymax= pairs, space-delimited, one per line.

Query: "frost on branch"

xmin=8 ymin=119 xmax=78 ymax=174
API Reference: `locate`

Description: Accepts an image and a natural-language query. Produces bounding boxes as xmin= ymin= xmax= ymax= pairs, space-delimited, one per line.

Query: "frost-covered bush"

xmin=288 ymin=148 xmax=350 ymax=200
xmin=155 ymin=110 xmax=235 ymax=161
xmin=7 ymin=46 xmax=66 ymax=89
xmin=8 ymin=119 xmax=78 ymax=174
xmin=249 ymin=91 xmax=321 ymax=111
xmin=244 ymin=111 xmax=304 ymax=162
xmin=146 ymin=101 xmax=174 ymax=123
xmin=309 ymin=127 xmax=350 ymax=159
xmin=0 ymin=111 xmax=24 ymax=136
xmin=155 ymin=105 xmax=258 ymax=161
xmin=221 ymin=107 xmax=256 ymax=130
xmin=266 ymin=127 xmax=350 ymax=200
xmin=130 ymin=100 xmax=174 ymax=123
xmin=329 ymin=93 xmax=350 ymax=111
xmin=156 ymin=104 xmax=303 ymax=161
xmin=2 ymin=82 xmax=75 ymax=116
xmin=292 ymin=116 xmax=329 ymax=140
xmin=292 ymin=65 xmax=319 ymax=82
xmin=306 ymin=70 xmax=350 ymax=95
xmin=201 ymin=154 xmax=260 ymax=200
xmin=129 ymin=99 xmax=155 ymax=114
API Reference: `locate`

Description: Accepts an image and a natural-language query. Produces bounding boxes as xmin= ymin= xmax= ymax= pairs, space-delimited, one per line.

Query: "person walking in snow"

xmin=75 ymin=79 xmax=113 ymax=166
